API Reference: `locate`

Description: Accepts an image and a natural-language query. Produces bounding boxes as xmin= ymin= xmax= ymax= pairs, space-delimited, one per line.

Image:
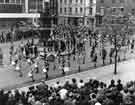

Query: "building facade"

xmin=40 ymin=0 xmax=58 ymax=27
xmin=96 ymin=0 xmax=135 ymax=26
xmin=58 ymin=0 xmax=96 ymax=27
xmin=0 ymin=0 xmax=42 ymax=32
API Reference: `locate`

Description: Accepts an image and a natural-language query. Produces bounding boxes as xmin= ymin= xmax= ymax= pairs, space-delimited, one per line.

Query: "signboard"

xmin=0 ymin=4 xmax=22 ymax=13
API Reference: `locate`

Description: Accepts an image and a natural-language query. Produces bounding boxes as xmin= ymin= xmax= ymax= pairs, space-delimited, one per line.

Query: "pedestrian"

xmin=27 ymin=58 xmax=33 ymax=65
xmin=0 ymin=48 xmax=3 ymax=65
xmin=73 ymin=54 xmax=76 ymax=61
xmin=61 ymin=64 xmax=65 ymax=75
xmin=127 ymin=39 xmax=130 ymax=49
xmin=109 ymin=48 xmax=114 ymax=64
xmin=28 ymin=69 xmax=35 ymax=82
xmin=20 ymin=41 xmax=24 ymax=53
xmin=67 ymin=55 xmax=70 ymax=67
xmin=53 ymin=63 xmax=56 ymax=71
xmin=93 ymin=53 xmax=97 ymax=67
xmin=82 ymin=53 xmax=85 ymax=64
xmin=15 ymin=63 xmax=23 ymax=77
xmin=34 ymin=62 xmax=39 ymax=73
xmin=131 ymin=42 xmax=134 ymax=53
xmin=34 ymin=45 xmax=38 ymax=57
xmin=42 ymin=66 xmax=48 ymax=80
xmin=101 ymin=48 xmax=107 ymax=65
xmin=90 ymin=46 xmax=95 ymax=58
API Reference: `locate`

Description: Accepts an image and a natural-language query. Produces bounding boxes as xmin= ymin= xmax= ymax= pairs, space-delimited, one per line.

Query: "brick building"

xmin=96 ymin=0 xmax=135 ymax=26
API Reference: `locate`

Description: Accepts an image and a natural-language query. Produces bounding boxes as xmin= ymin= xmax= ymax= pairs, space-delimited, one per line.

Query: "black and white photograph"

xmin=0 ymin=0 xmax=135 ymax=105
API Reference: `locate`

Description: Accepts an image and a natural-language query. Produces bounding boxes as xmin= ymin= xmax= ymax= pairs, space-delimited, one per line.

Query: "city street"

xmin=1 ymin=0 xmax=135 ymax=105
xmin=18 ymin=58 xmax=135 ymax=92
xmin=0 ymin=37 xmax=135 ymax=90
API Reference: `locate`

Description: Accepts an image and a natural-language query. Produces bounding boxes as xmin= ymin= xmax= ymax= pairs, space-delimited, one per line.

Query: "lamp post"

xmin=103 ymin=14 xmax=129 ymax=75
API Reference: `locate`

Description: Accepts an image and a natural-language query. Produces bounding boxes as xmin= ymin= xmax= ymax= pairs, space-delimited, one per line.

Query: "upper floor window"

xmin=60 ymin=8 xmax=62 ymax=13
xmin=69 ymin=0 xmax=72 ymax=4
xmin=75 ymin=8 xmax=78 ymax=13
xmin=60 ymin=0 xmax=62 ymax=4
xmin=64 ymin=7 xmax=67 ymax=13
xmin=16 ymin=0 xmax=21 ymax=4
xmin=112 ymin=0 xmax=116 ymax=3
xmin=69 ymin=7 xmax=72 ymax=13
xmin=76 ymin=0 xmax=78 ymax=3
xmin=89 ymin=7 xmax=93 ymax=15
xmin=120 ymin=7 xmax=124 ymax=12
xmin=131 ymin=8 xmax=135 ymax=14
xmin=120 ymin=0 xmax=124 ymax=3
xmin=100 ymin=0 xmax=104 ymax=3
xmin=5 ymin=0 xmax=9 ymax=3
xmin=0 ymin=0 xmax=4 ymax=3
xmin=80 ymin=0 xmax=83 ymax=4
xmin=90 ymin=0 xmax=93 ymax=4
xmin=100 ymin=7 xmax=104 ymax=15
xmin=80 ymin=7 xmax=83 ymax=13
xmin=111 ymin=7 xmax=116 ymax=13
xmin=64 ymin=0 xmax=67 ymax=4
xmin=10 ymin=0 xmax=16 ymax=3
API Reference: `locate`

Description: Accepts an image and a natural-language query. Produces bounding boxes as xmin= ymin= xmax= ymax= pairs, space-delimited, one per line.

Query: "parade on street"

xmin=1 ymin=0 xmax=135 ymax=105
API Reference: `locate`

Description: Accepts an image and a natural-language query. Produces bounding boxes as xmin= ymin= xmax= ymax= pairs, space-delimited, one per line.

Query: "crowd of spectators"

xmin=0 ymin=78 xmax=135 ymax=105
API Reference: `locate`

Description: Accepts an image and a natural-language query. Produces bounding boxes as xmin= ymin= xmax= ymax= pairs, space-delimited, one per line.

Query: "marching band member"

xmin=28 ymin=69 xmax=35 ymax=82
xmin=42 ymin=65 xmax=48 ymax=80
xmin=27 ymin=58 xmax=34 ymax=65
xmin=12 ymin=53 xmax=18 ymax=66
xmin=34 ymin=62 xmax=39 ymax=73
xmin=15 ymin=63 xmax=22 ymax=77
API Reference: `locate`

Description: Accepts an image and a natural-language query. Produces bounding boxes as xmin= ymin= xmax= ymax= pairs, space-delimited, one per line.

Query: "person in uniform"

xmin=34 ymin=62 xmax=39 ymax=73
xmin=109 ymin=48 xmax=114 ymax=64
xmin=27 ymin=58 xmax=34 ymax=65
xmin=62 ymin=62 xmax=65 ymax=75
xmin=15 ymin=63 xmax=22 ymax=77
xmin=34 ymin=45 xmax=38 ymax=57
xmin=82 ymin=53 xmax=86 ymax=64
xmin=28 ymin=69 xmax=35 ymax=82
xmin=42 ymin=65 xmax=48 ymax=80
xmin=53 ymin=63 xmax=56 ymax=71
xmin=20 ymin=41 xmax=24 ymax=53
xmin=131 ymin=40 xmax=134 ymax=53
xmin=101 ymin=48 xmax=107 ymax=65
xmin=93 ymin=53 xmax=97 ymax=67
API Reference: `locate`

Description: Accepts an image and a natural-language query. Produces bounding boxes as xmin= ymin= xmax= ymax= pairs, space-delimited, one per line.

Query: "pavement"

xmin=0 ymin=37 xmax=135 ymax=90
xmin=18 ymin=58 xmax=135 ymax=93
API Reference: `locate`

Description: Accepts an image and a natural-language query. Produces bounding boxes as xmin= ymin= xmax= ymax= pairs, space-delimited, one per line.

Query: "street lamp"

xmin=103 ymin=14 xmax=129 ymax=75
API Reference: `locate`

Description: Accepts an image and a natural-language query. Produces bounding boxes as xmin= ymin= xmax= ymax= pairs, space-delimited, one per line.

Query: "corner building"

xmin=58 ymin=0 xmax=96 ymax=27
